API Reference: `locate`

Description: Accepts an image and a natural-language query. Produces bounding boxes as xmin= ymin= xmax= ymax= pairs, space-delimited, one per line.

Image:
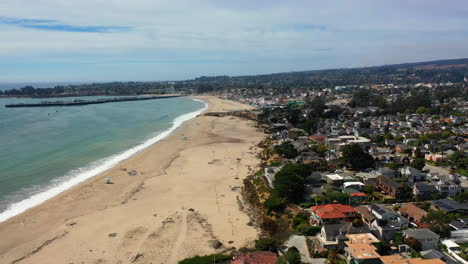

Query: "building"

xmin=404 ymin=229 xmax=440 ymax=250
xmin=345 ymin=242 xmax=381 ymax=264
xmin=377 ymin=176 xmax=404 ymax=198
xmin=316 ymin=223 xmax=371 ymax=250
xmin=310 ymin=203 xmax=358 ymax=225
xmin=413 ymin=182 xmax=438 ymax=200
xmin=325 ymin=173 xmax=345 ymax=186
xmin=431 ymin=199 xmax=468 ymax=214
xmin=380 ymin=254 xmax=445 ymax=264
xmin=398 ymin=203 xmax=427 ymax=226
xmin=232 ymin=251 xmax=278 ymax=264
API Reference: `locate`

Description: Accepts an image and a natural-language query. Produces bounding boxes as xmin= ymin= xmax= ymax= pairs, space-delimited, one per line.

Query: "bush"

xmin=263 ymin=193 xmax=285 ymax=213
xmin=254 ymin=237 xmax=280 ymax=252
xmin=178 ymin=254 xmax=231 ymax=264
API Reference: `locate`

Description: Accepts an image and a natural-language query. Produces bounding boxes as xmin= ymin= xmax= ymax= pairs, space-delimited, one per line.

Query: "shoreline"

xmin=0 ymin=96 xmax=264 ymax=264
xmin=0 ymin=97 xmax=208 ymax=223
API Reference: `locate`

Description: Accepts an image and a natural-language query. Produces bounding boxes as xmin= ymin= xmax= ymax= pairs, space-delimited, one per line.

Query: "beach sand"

xmin=0 ymin=96 xmax=264 ymax=264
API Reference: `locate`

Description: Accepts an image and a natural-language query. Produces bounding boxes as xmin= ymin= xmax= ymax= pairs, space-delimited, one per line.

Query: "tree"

xmin=340 ymin=144 xmax=374 ymax=170
xmin=308 ymin=97 xmax=326 ymax=118
xmin=404 ymin=237 xmax=422 ymax=251
xmin=285 ymin=105 xmax=303 ymax=126
xmin=411 ymin=158 xmax=426 ymax=170
xmin=274 ymin=164 xmax=308 ymax=203
xmin=255 ymin=237 xmax=280 ymax=252
xmin=264 ymin=193 xmax=285 ymax=212
xmin=454 ymin=192 xmax=468 ymax=203
xmin=274 ymin=141 xmax=299 ymax=159
xmin=276 ymin=247 xmax=301 ymax=264
xmin=414 ymin=148 xmax=423 ymax=159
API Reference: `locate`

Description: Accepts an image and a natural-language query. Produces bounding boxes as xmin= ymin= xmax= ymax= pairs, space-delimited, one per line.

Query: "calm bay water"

xmin=0 ymin=96 xmax=206 ymax=221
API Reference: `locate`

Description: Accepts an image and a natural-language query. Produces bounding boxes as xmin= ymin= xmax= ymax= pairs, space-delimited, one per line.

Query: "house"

xmin=434 ymin=180 xmax=461 ymax=198
xmin=369 ymin=204 xmax=409 ymax=241
xmin=316 ymin=223 xmax=370 ymax=250
xmin=378 ymin=167 xmax=396 ymax=179
xmin=400 ymin=166 xmax=423 ymax=182
xmin=355 ymin=205 xmax=376 ymax=226
xmin=425 ymin=153 xmax=448 ymax=163
xmin=420 ymin=249 xmax=461 ymax=264
xmin=231 ymin=251 xmax=277 ymax=264
xmin=404 ymin=229 xmax=440 ymax=250
xmin=430 ymin=199 xmax=468 ymax=214
xmin=310 ymin=203 xmax=358 ymax=225
xmin=324 ymin=174 xmax=344 ymax=186
xmin=399 ymin=203 xmax=427 ymax=226
xmin=380 ymin=254 xmax=445 ymax=264
xmin=345 ymin=241 xmax=381 ymax=264
xmin=344 ymin=182 xmax=365 ymax=192
xmin=377 ymin=176 xmax=404 ymax=198
xmin=451 ymin=229 xmax=468 ymax=243
xmin=413 ymin=182 xmax=438 ymax=200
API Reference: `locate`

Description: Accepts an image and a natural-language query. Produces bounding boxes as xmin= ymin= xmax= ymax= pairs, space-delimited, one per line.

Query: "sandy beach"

xmin=0 ymin=96 xmax=264 ymax=264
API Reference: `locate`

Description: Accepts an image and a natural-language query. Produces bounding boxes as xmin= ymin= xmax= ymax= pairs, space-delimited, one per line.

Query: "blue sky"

xmin=0 ymin=0 xmax=467 ymax=82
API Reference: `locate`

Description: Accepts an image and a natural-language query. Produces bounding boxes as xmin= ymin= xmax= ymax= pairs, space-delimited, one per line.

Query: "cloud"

xmin=0 ymin=17 xmax=131 ymax=33
xmin=0 ymin=0 xmax=467 ymax=82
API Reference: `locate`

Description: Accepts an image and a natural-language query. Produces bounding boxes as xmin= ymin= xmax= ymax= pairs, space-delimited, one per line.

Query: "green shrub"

xmin=178 ymin=254 xmax=231 ymax=264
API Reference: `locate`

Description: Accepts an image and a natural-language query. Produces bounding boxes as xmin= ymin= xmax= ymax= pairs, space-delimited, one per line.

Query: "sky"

xmin=0 ymin=0 xmax=467 ymax=82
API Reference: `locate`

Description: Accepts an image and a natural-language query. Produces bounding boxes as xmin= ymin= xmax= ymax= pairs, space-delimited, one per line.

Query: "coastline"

xmin=0 ymin=97 xmax=208 ymax=223
xmin=0 ymin=96 xmax=264 ymax=264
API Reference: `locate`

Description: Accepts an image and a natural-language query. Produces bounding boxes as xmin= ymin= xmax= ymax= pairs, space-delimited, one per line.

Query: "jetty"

xmin=5 ymin=95 xmax=183 ymax=108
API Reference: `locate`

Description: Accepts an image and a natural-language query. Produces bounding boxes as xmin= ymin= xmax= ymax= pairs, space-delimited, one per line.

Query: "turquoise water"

xmin=0 ymin=96 xmax=206 ymax=221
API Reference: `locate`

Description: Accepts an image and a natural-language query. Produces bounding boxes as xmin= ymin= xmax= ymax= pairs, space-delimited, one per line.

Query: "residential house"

xmin=231 ymin=251 xmax=277 ymax=264
xmin=431 ymin=199 xmax=468 ymax=214
xmin=378 ymin=167 xmax=397 ymax=179
xmin=355 ymin=205 xmax=376 ymax=227
xmin=324 ymin=174 xmax=345 ymax=187
xmin=400 ymin=166 xmax=423 ymax=182
xmin=425 ymin=153 xmax=448 ymax=163
xmin=369 ymin=204 xmax=409 ymax=241
xmin=404 ymin=229 xmax=440 ymax=250
xmin=380 ymin=254 xmax=445 ymax=264
xmin=413 ymin=182 xmax=438 ymax=200
xmin=420 ymin=249 xmax=461 ymax=264
xmin=316 ymin=222 xmax=370 ymax=250
xmin=310 ymin=203 xmax=358 ymax=225
xmin=399 ymin=203 xmax=427 ymax=226
xmin=344 ymin=182 xmax=365 ymax=192
xmin=345 ymin=241 xmax=381 ymax=264
xmin=377 ymin=176 xmax=404 ymax=198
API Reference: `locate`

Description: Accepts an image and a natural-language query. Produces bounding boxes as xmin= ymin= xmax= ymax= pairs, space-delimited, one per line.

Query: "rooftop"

xmin=404 ymin=229 xmax=440 ymax=239
xmin=346 ymin=233 xmax=380 ymax=244
xmin=346 ymin=242 xmax=380 ymax=259
xmin=311 ymin=204 xmax=356 ymax=219
xmin=380 ymin=255 xmax=445 ymax=264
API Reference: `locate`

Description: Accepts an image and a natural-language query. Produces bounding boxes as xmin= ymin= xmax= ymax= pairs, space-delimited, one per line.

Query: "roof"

xmin=232 ymin=251 xmax=278 ymax=264
xmin=380 ymin=255 xmax=445 ymax=264
xmin=421 ymin=249 xmax=461 ymax=264
xmin=431 ymin=199 xmax=468 ymax=212
xmin=414 ymin=182 xmax=438 ymax=193
xmin=350 ymin=192 xmax=366 ymax=197
xmin=344 ymin=182 xmax=365 ymax=188
xmin=345 ymin=242 xmax=380 ymax=259
xmin=378 ymin=175 xmax=403 ymax=189
xmin=399 ymin=203 xmax=427 ymax=222
xmin=310 ymin=204 xmax=356 ymax=219
xmin=355 ymin=205 xmax=376 ymax=222
xmin=404 ymin=229 xmax=440 ymax=240
xmin=326 ymin=174 xmax=344 ymax=181
xmin=346 ymin=233 xmax=380 ymax=244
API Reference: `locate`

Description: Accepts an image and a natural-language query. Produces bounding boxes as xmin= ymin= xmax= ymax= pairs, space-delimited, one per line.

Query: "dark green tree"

xmin=340 ymin=144 xmax=374 ymax=170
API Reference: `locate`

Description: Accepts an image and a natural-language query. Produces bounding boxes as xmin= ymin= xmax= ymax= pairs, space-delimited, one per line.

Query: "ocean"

xmin=0 ymin=96 xmax=207 ymax=222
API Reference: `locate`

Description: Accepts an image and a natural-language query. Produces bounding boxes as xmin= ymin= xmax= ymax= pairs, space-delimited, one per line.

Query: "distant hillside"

xmin=2 ymin=58 xmax=467 ymax=97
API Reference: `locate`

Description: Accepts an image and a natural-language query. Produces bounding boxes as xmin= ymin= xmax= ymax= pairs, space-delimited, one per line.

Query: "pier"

xmin=5 ymin=95 xmax=183 ymax=108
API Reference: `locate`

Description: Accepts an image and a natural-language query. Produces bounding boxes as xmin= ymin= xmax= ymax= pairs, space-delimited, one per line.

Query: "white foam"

xmin=0 ymin=98 xmax=208 ymax=222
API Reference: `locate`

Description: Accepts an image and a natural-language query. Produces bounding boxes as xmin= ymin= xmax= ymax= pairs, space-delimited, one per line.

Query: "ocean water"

xmin=0 ymin=96 xmax=207 ymax=222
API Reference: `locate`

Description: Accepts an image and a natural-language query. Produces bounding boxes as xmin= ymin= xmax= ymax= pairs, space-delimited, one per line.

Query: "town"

xmin=182 ymin=77 xmax=467 ymax=264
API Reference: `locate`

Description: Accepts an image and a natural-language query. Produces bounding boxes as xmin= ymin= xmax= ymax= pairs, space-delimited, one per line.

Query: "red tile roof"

xmin=232 ymin=251 xmax=278 ymax=264
xmin=310 ymin=203 xmax=357 ymax=219
xmin=350 ymin=192 xmax=366 ymax=197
